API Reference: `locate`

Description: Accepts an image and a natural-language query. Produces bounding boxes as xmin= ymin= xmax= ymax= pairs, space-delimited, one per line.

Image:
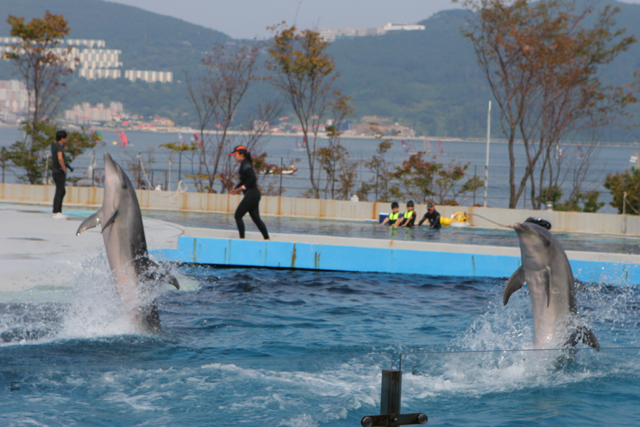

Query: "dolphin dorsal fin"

xmin=76 ymin=210 xmax=102 ymax=236
xmin=101 ymin=209 xmax=118 ymax=233
xmin=544 ymin=267 xmax=551 ymax=307
xmin=504 ymin=266 xmax=525 ymax=305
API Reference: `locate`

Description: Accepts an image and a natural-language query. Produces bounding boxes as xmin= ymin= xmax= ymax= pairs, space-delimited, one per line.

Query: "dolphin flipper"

xmin=504 ymin=266 xmax=525 ymax=305
xmin=565 ymin=326 xmax=600 ymax=350
xmin=101 ymin=209 xmax=118 ymax=233
xmin=76 ymin=211 xmax=102 ymax=236
xmin=544 ymin=267 xmax=551 ymax=307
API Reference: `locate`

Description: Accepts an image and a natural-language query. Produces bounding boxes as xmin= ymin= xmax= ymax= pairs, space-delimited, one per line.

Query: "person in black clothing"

xmin=51 ymin=130 xmax=73 ymax=218
xmin=417 ymin=202 xmax=441 ymax=229
xmin=229 ymin=145 xmax=270 ymax=240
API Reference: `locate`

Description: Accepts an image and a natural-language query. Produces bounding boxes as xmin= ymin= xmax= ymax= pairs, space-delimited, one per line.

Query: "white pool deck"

xmin=1 ymin=202 xmax=640 ymax=300
xmin=0 ymin=204 xmax=184 ymax=296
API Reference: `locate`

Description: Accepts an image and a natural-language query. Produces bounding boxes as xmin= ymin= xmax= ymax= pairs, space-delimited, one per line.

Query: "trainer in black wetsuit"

xmin=229 ymin=145 xmax=270 ymax=240
xmin=417 ymin=202 xmax=441 ymax=229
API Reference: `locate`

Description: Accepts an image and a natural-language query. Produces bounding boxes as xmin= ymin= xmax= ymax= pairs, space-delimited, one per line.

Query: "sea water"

xmin=1 ymin=260 xmax=639 ymax=426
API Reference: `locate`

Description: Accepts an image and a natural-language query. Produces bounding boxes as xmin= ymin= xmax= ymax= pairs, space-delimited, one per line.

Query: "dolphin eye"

xmin=543 ymin=239 xmax=551 ymax=247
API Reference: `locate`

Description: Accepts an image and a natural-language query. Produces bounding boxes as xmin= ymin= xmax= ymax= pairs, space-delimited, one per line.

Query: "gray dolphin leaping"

xmin=504 ymin=222 xmax=599 ymax=349
xmin=76 ymin=153 xmax=179 ymax=332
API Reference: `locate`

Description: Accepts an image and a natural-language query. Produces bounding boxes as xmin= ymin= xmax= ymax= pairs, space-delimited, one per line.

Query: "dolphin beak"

xmin=104 ymin=152 xmax=119 ymax=178
xmin=513 ymin=223 xmax=528 ymax=236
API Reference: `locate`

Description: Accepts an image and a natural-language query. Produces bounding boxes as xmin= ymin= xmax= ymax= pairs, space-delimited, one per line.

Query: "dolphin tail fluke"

xmin=504 ymin=266 xmax=525 ymax=305
xmin=101 ymin=209 xmax=118 ymax=233
xmin=76 ymin=210 xmax=102 ymax=236
xmin=138 ymin=256 xmax=180 ymax=290
xmin=566 ymin=326 xmax=600 ymax=350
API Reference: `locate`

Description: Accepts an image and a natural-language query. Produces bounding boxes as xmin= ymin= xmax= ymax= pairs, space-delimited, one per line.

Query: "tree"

xmin=316 ymin=92 xmax=358 ymax=200
xmin=3 ymin=12 xmax=75 ymax=124
xmin=360 ymin=128 xmax=395 ymax=202
xmin=390 ymin=152 xmax=437 ymax=203
xmin=458 ymin=0 xmax=637 ymax=208
xmin=180 ymin=42 xmax=278 ymax=193
xmin=5 ymin=121 xmax=96 ymax=184
xmin=538 ymin=140 xmax=604 ymax=212
xmin=266 ymin=23 xmax=338 ymax=198
xmin=2 ymin=12 xmax=87 ymax=184
xmin=604 ymin=168 xmax=640 ymax=214
xmin=391 ymin=153 xmax=483 ymax=206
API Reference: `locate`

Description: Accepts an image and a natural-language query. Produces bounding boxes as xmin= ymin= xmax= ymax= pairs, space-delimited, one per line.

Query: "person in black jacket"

xmin=51 ymin=129 xmax=74 ymax=219
xmin=229 ymin=145 xmax=270 ymax=240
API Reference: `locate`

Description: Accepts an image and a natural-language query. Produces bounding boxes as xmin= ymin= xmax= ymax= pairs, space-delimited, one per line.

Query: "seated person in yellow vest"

xmin=380 ymin=202 xmax=403 ymax=226
xmin=416 ymin=202 xmax=441 ymax=229
xmin=397 ymin=200 xmax=417 ymax=227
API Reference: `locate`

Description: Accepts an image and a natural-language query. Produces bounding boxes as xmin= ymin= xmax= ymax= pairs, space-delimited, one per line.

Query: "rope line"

xmin=138 ymin=155 xmax=188 ymax=203
xmin=470 ymin=213 xmax=512 ymax=228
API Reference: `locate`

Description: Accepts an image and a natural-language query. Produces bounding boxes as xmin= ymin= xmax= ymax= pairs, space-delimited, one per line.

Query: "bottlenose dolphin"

xmin=76 ymin=153 xmax=179 ymax=332
xmin=504 ymin=222 xmax=599 ymax=349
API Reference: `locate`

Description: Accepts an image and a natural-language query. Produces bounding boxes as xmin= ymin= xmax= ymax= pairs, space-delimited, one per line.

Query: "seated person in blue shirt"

xmin=416 ymin=202 xmax=441 ymax=229
xmin=380 ymin=201 xmax=402 ymax=226
xmin=397 ymin=200 xmax=417 ymax=227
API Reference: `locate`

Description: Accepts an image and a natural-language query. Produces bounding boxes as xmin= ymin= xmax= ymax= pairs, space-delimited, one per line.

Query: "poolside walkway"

xmin=2 ymin=202 xmax=640 ymax=300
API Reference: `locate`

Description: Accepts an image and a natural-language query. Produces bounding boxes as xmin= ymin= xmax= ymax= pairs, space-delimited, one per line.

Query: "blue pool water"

xmin=1 ymin=256 xmax=639 ymax=426
xmin=0 ymin=254 xmax=640 ymax=427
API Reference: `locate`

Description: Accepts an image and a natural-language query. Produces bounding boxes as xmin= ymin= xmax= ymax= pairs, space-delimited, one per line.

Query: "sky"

xmin=106 ymin=0 xmax=640 ymax=39
xmin=105 ymin=0 xmax=465 ymax=39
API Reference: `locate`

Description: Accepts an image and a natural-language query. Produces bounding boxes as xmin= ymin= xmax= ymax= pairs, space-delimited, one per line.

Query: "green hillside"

xmin=1 ymin=0 xmax=639 ymax=141
xmin=329 ymin=10 xmax=492 ymax=138
xmin=0 ymin=0 xmax=228 ymax=73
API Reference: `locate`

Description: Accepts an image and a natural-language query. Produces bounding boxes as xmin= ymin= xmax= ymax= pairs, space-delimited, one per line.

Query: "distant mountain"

xmin=1 ymin=0 xmax=639 ymax=141
xmin=0 ymin=0 xmax=229 ymax=73
xmin=329 ymin=9 xmax=491 ymax=138
xmin=329 ymin=3 xmax=640 ymax=140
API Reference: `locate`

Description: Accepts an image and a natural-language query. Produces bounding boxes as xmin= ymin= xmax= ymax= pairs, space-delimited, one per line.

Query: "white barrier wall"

xmin=1 ymin=183 xmax=638 ymax=236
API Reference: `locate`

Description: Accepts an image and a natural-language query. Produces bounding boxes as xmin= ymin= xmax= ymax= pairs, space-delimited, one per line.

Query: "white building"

xmin=383 ymin=23 xmax=426 ymax=31
xmin=79 ymin=68 xmax=122 ymax=80
xmin=124 ymin=70 xmax=173 ymax=83
xmin=0 ymin=80 xmax=29 ymax=113
xmin=64 ymin=102 xmax=113 ymax=125
xmin=76 ymin=48 xmax=122 ymax=69
xmin=1 ymin=37 xmax=172 ymax=83
xmin=110 ymin=101 xmax=124 ymax=114
xmin=319 ymin=22 xmax=421 ymax=42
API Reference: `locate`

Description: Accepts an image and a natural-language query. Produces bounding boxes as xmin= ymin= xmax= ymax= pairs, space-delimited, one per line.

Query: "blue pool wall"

xmin=152 ymin=237 xmax=640 ymax=286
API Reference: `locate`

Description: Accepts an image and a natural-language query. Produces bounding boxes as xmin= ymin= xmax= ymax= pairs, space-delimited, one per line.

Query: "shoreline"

xmin=2 ymin=122 xmax=638 ymax=147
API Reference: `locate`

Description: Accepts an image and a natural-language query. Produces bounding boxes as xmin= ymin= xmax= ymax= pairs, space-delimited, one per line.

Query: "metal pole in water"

xmin=484 ymin=100 xmax=491 ymax=207
xmin=138 ymin=153 xmax=143 ymax=189
xmin=1 ymin=147 xmax=5 ymax=183
xmin=178 ymin=151 xmax=182 ymax=184
xmin=473 ymin=165 xmax=477 ymax=206
xmin=280 ymin=157 xmax=283 ymax=196
xmin=361 ymin=369 xmax=428 ymax=427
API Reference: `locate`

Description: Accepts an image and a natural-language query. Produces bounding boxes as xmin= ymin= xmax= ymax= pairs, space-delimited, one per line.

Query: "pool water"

xmin=1 ymin=256 xmax=639 ymax=426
